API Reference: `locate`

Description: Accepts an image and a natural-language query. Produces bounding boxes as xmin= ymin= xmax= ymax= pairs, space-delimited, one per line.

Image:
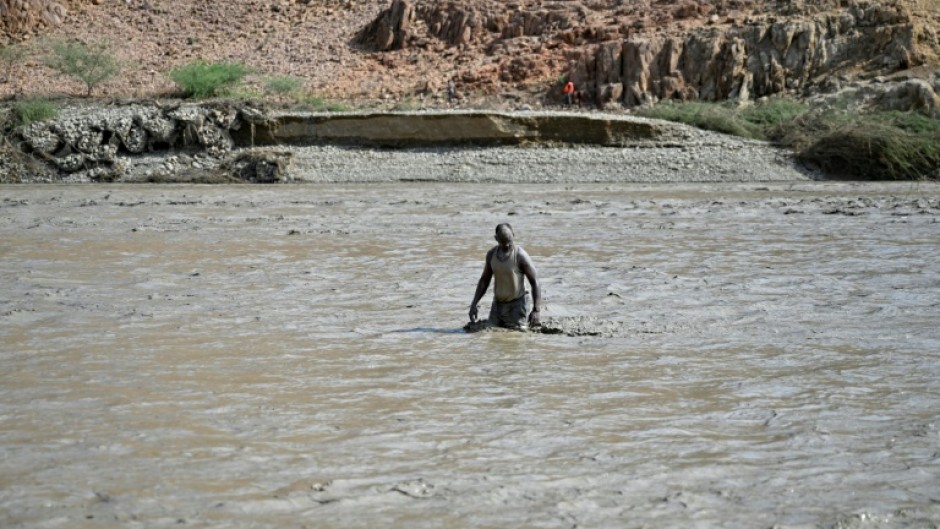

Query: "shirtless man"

xmin=469 ymin=223 xmax=541 ymax=329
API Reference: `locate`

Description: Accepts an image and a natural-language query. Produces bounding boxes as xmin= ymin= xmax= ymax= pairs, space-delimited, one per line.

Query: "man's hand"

xmin=469 ymin=305 xmax=479 ymax=323
xmin=528 ymin=309 xmax=540 ymax=327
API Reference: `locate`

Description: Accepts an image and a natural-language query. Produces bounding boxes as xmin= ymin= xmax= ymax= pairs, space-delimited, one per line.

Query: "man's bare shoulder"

xmin=484 ymin=246 xmax=497 ymax=262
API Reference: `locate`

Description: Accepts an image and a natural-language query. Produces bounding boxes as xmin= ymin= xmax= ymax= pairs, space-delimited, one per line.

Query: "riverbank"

xmin=1 ymin=102 xmax=818 ymax=183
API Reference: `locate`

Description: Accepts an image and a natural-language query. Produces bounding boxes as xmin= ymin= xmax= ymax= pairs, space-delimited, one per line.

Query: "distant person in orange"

xmin=563 ymin=80 xmax=575 ymax=106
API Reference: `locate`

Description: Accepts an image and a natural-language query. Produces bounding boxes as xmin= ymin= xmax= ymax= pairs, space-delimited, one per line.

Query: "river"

xmin=1 ymin=182 xmax=939 ymax=528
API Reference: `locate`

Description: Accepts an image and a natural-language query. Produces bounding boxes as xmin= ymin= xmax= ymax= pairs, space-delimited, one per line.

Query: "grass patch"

xmin=779 ymin=110 xmax=940 ymax=180
xmin=169 ymin=61 xmax=252 ymax=99
xmin=739 ymin=99 xmax=809 ymax=128
xmin=295 ymin=94 xmax=350 ymax=112
xmin=265 ymin=75 xmax=304 ymax=97
xmin=638 ymin=100 xmax=762 ymax=138
xmin=12 ymin=98 xmax=60 ymax=128
xmin=639 ymin=98 xmax=939 ymax=180
xmin=637 ymin=99 xmax=809 ymax=140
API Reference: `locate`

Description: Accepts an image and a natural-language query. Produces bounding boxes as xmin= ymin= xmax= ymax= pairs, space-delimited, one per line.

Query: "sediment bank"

xmin=1 ymin=102 xmax=816 ymax=183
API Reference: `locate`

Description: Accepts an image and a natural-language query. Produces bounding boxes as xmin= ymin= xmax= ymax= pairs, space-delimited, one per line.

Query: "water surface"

xmin=1 ymin=183 xmax=939 ymax=528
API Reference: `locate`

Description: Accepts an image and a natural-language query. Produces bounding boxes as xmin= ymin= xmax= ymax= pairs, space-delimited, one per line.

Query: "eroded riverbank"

xmin=1 ymin=182 xmax=939 ymax=528
xmin=2 ymin=106 xmax=816 ymax=183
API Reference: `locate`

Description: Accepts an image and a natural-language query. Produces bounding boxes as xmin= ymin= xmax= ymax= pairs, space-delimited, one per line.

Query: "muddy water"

xmin=2 ymin=183 xmax=939 ymax=529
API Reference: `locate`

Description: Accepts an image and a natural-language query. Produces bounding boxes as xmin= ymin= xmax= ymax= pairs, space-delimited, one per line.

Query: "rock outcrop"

xmin=577 ymin=2 xmax=928 ymax=107
xmin=354 ymin=0 xmax=414 ymax=52
xmin=17 ymin=102 xmax=263 ymax=181
xmin=356 ymin=0 xmax=939 ymax=108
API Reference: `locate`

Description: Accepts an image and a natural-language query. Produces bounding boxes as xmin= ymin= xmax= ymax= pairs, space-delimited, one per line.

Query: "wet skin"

xmin=469 ymin=225 xmax=541 ymax=328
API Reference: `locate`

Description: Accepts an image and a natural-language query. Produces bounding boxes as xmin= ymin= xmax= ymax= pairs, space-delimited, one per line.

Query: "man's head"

xmin=495 ymin=223 xmax=514 ymax=245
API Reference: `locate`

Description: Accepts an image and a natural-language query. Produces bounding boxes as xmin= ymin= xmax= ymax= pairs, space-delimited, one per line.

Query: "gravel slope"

xmin=283 ymin=130 xmax=816 ymax=184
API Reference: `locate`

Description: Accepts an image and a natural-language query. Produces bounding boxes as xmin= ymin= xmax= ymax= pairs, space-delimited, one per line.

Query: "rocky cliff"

xmin=357 ymin=0 xmax=940 ymax=107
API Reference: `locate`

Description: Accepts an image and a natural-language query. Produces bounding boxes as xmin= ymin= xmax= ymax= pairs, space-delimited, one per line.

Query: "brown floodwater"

xmin=1 ymin=182 xmax=939 ymax=529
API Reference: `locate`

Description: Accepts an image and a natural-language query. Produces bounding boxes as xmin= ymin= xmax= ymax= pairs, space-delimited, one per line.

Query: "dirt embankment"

xmin=0 ymin=101 xmax=817 ymax=184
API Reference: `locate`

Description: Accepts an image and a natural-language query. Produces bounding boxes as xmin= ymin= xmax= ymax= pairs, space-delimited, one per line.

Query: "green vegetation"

xmin=44 ymin=39 xmax=121 ymax=97
xmin=11 ymin=97 xmax=60 ymax=128
xmin=778 ymin=110 xmax=940 ymax=180
xmin=219 ymin=86 xmax=263 ymax=101
xmin=264 ymin=75 xmax=304 ymax=97
xmin=296 ymin=94 xmax=350 ymax=112
xmin=0 ymin=97 xmax=61 ymax=183
xmin=639 ymin=99 xmax=940 ymax=180
xmin=738 ymin=99 xmax=808 ymax=128
xmin=169 ymin=61 xmax=252 ymax=99
xmin=639 ymin=100 xmax=761 ymax=138
xmin=637 ymin=99 xmax=809 ymax=140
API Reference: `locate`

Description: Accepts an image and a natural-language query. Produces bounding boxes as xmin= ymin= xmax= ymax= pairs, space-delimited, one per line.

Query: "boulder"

xmin=875 ymin=78 xmax=940 ymax=116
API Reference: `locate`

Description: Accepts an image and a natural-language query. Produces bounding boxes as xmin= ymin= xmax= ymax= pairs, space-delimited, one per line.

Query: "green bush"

xmin=787 ymin=111 xmax=940 ymax=180
xmin=13 ymin=98 xmax=60 ymax=128
xmin=265 ymin=75 xmax=304 ymax=97
xmin=169 ymin=61 xmax=252 ymax=99
xmin=44 ymin=39 xmax=121 ymax=97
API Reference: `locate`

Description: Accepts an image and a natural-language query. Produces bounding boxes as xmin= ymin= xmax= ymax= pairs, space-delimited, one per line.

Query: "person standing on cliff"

xmin=563 ymin=80 xmax=575 ymax=106
xmin=469 ymin=223 xmax=541 ymax=329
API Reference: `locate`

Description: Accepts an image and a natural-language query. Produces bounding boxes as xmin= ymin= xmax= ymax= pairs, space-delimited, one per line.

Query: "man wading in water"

xmin=469 ymin=223 xmax=541 ymax=329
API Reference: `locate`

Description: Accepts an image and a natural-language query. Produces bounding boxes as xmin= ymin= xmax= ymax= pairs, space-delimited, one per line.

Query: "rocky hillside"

xmin=1 ymin=0 xmax=938 ymax=108
xmin=356 ymin=0 xmax=940 ymax=107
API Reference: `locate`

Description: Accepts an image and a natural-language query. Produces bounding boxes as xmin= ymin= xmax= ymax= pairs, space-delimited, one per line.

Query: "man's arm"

xmin=469 ymin=250 xmax=494 ymax=322
xmin=518 ymin=250 xmax=541 ymax=326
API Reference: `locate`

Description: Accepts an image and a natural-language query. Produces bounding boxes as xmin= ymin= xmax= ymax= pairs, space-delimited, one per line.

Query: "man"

xmin=469 ymin=223 xmax=541 ymax=329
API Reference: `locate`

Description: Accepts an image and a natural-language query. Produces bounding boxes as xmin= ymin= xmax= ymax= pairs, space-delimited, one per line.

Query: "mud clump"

xmin=221 ymin=150 xmax=293 ymax=183
xmin=464 ymin=317 xmax=628 ymax=337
